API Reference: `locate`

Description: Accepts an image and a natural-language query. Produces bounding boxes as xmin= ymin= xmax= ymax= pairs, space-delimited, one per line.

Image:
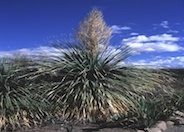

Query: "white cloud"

xmin=122 ymin=34 xmax=182 ymax=53
xmin=130 ymin=32 xmax=139 ymax=36
xmin=111 ymin=25 xmax=131 ymax=34
xmin=167 ymin=29 xmax=179 ymax=34
xmin=0 ymin=45 xmax=183 ymax=68
xmin=160 ymin=21 xmax=169 ymax=28
xmin=0 ymin=46 xmax=62 ymax=59
xmin=130 ymin=56 xmax=184 ymax=68
xmin=154 ymin=21 xmax=179 ymax=34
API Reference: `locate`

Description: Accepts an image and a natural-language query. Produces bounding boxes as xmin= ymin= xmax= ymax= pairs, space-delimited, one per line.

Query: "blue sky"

xmin=0 ymin=0 xmax=184 ymax=67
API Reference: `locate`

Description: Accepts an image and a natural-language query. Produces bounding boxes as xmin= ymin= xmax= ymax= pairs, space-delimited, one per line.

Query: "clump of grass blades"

xmin=109 ymin=95 xmax=175 ymax=129
xmin=37 ymin=43 xmax=174 ymax=123
xmin=133 ymin=95 xmax=175 ymax=128
xmin=108 ymin=68 xmax=175 ymax=129
xmin=0 ymin=60 xmax=47 ymax=130
xmin=38 ymin=43 xmax=138 ymax=122
xmin=173 ymin=90 xmax=184 ymax=111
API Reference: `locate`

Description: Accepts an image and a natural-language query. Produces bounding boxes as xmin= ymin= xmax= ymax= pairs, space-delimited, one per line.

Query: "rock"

xmin=60 ymin=127 xmax=68 ymax=132
xmin=156 ymin=121 xmax=167 ymax=131
xmin=137 ymin=130 xmax=144 ymax=132
xmin=148 ymin=127 xmax=161 ymax=132
xmin=166 ymin=121 xmax=174 ymax=128
xmin=165 ymin=126 xmax=184 ymax=132
xmin=175 ymin=111 xmax=184 ymax=117
xmin=72 ymin=126 xmax=83 ymax=132
xmin=176 ymin=116 xmax=184 ymax=125
xmin=98 ymin=128 xmax=135 ymax=132
xmin=60 ymin=123 xmax=73 ymax=132
xmin=60 ymin=125 xmax=68 ymax=132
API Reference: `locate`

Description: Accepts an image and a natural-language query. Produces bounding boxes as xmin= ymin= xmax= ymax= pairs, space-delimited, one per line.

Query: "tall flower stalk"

xmin=77 ymin=9 xmax=111 ymax=54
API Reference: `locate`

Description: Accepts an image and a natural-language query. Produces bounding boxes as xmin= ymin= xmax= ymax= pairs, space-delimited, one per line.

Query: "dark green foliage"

xmin=134 ymin=96 xmax=174 ymax=128
xmin=40 ymin=44 xmax=137 ymax=122
xmin=99 ymin=68 xmax=175 ymax=129
xmin=0 ymin=60 xmax=48 ymax=130
xmin=166 ymin=69 xmax=184 ymax=112
xmin=106 ymin=93 xmax=176 ymax=129
xmin=173 ymin=90 xmax=184 ymax=112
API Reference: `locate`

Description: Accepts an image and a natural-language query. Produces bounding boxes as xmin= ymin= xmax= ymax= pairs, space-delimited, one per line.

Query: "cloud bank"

xmin=0 ymin=46 xmax=62 ymax=58
xmin=0 ymin=45 xmax=183 ymax=68
xmin=122 ymin=33 xmax=182 ymax=53
xmin=131 ymin=56 xmax=184 ymax=68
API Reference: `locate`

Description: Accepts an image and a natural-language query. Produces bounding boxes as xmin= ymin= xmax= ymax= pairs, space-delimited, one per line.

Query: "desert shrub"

xmin=40 ymin=44 xmax=137 ymax=122
xmin=173 ymin=90 xmax=184 ymax=111
xmin=101 ymin=68 xmax=175 ymax=129
xmin=110 ymin=96 xmax=175 ymax=129
xmin=0 ymin=60 xmax=48 ymax=130
xmin=134 ymin=96 xmax=175 ymax=128
xmin=163 ymin=69 xmax=184 ymax=112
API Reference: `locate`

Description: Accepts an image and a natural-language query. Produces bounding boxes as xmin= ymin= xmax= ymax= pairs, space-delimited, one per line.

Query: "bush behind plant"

xmin=0 ymin=59 xmax=48 ymax=130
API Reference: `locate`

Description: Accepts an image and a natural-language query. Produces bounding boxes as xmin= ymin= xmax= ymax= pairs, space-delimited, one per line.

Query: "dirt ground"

xmin=16 ymin=123 xmax=136 ymax=132
xmin=16 ymin=123 xmax=184 ymax=132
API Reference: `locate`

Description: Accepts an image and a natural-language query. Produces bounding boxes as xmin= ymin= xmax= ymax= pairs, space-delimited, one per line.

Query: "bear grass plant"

xmin=28 ymin=9 xmax=175 ymax=126
xmin=35 ymin=42 xmax=175 ymax=126
xmin=39 ymin=43 xmax=138 ymax=122
xmin=0 ymin=59 xmax=48 ymax=130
